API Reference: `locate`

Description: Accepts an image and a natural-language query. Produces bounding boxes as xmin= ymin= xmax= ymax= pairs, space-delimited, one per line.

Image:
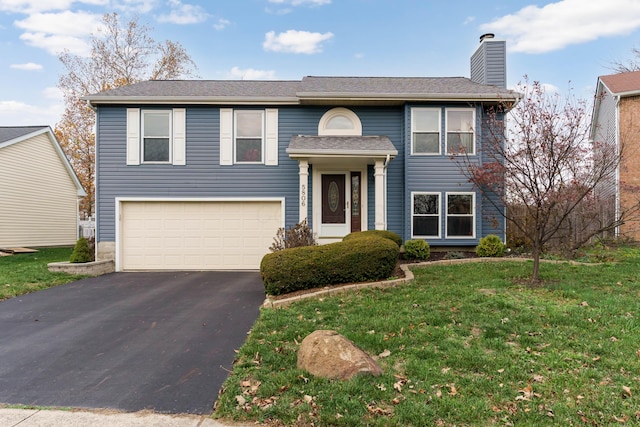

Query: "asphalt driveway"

xmin=0 ymin=271 xmax=265 ymax=414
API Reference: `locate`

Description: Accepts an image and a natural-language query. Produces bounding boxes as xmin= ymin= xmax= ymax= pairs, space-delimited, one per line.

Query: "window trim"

xmin=141 ymin=109 xmax=173 ymax=164
xmin=411 ymin=192 xmax=441 ymax=238
xmin=445 ymin=108 xmax=476 ymax=156
xmin=445 ymin=192 xmax=476 ymax=239
xmin=411 ymin=107 xmax=441 ymax=155
xmin=318 ymin=107 xmax=362 ymax=136
xmin=234 ymin=109 xmax=265 ymax=164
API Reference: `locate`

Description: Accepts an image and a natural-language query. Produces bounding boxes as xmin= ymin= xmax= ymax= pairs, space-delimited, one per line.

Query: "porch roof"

xmin=286 ymin=135 xmax=398 ymax=160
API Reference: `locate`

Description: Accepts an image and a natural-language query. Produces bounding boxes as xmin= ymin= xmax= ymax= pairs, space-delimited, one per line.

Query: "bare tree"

xmin=458 ymin=78 xmax=636 ymax=283
xmin=611 ymin=46 xmax=640 ymax=73
xmin=56 ymin=12 xmax=198 ymax=217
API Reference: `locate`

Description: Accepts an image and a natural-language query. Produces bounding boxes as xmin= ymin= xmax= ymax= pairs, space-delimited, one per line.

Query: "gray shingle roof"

xmin=84 ymin=76 xmax=519 ymax=105
xmin=0 ymin=126 xmax=48 ymax=144
xmin=287 ymin=135 xmax=398 ymax=157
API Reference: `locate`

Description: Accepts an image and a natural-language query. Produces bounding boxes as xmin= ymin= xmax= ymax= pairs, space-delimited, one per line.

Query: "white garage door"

xmin=120 ymin=200 xmax=282 ymax=270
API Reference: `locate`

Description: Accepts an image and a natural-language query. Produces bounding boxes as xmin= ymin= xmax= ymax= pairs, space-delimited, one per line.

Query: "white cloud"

xmin=157 ymin=0 xmax=208 ymax=24
xmin=481 ymin=0 xmax=640 ymax=54
xmin=115 ymin=0 xmax=158 ymax=13
xmin=14 ymin=10 xmax=102 ymax=56
xmin=0 ymin=0 xmax=107 ymax=13
xmin=10 ymin=62 xmax=42 ymax=70
xmin=263 ymin=30 xmax=333 ymax=54
xmin=213 ymin=18 xmax=230 ymax=31
xmin=463 ymin=16 xmax=475 ymax=25
xmin=0 ymin=100 xmax=63 ymax=126
xmin=227 ymin=66 xmax=277 ymax=80
xmin=268 ymin=0 xmax=331 ymax=5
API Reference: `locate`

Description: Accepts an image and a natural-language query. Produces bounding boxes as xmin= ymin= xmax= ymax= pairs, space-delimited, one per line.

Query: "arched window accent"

xmin=318 ymin=107 xmax=362 ymax=136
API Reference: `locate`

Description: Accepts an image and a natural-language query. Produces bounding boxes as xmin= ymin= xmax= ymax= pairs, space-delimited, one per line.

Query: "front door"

xmin=320 ymin=172 xmax=362 ymax=237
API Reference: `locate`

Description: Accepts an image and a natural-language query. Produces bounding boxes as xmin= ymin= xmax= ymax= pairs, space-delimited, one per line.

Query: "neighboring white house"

xmin=0 ymin=126 xmax=86 ymax=248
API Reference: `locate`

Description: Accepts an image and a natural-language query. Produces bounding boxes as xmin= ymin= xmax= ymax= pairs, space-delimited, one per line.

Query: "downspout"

xmin=86 ymin=99 xmax=99 ymax=260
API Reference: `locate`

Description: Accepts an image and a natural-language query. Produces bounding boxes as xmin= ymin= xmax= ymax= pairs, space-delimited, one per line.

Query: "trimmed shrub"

xmin=476 ymin=234 xmax=506 ymax=257
xmin=269 ymin=219 xmax=316 ymax=252
xmin=261 ymin=235 xmax=399 ymax=296
xmin=342 ymin=230 xmax=402 ymax=247
xmin=403 ymin=239 xmax=430 ymax=261
xmin=70 ymin=237 xmax=93 ymax=263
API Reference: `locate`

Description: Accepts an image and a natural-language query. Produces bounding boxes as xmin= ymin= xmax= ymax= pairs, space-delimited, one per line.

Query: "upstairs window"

xmin=235 ymin=110 xmax=264 ymax=163
xmin=318 ymin=108 xmax=362 ymax=136
xmin=142 ymin=110 xmax=172 ymax=163
xmin=411 ymin=108 xmax=440 ymax=154
xmin=446 ymin=109 xmax=475 ymax=155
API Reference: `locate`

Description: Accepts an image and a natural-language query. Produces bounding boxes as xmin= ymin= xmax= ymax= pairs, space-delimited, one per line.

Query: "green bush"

xmin=403 ymin=239 xmax=430 ymax=260
xmin=342 ymin=230 xmax=402 ymax=247
xmin=261 ymin=235 xmax=399 ymax=296
xmin=70 ymin=237 xmax=93 ymax=263
xmin=476 ymin=234 xmax=506 ymax=257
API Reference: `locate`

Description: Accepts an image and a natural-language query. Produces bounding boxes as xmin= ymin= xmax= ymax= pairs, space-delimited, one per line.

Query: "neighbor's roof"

xmin=84 ymin=76 xmax=519 ymax=106
xmin=599 ymin=71 xmax=640 ymax=96
xmin=0 ymin=126 xmax=48 ymax=144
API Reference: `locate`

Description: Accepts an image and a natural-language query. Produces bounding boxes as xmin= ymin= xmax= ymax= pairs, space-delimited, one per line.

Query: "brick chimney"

xmin=470 ymin=33 xmax=506 ymax=88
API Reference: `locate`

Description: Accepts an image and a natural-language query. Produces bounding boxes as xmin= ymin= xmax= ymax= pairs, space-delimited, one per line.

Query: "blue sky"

xmin=2 ymin=0 xmax=640 ymax=126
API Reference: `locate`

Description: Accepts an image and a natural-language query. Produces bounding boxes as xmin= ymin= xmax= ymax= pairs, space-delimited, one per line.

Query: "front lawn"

xmin=0 ymin=247 xmax=87 ymax=300
xmin=215 ymin=247 xmax=640 ymax=426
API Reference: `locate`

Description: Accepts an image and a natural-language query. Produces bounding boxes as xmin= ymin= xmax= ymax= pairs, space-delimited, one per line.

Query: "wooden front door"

xmin=322 ymin=174 xmax=345 ymax=224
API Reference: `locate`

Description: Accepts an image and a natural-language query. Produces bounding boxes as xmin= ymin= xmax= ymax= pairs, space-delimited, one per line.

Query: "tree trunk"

xmin=531 ymin=246 xmax=541 ymax=284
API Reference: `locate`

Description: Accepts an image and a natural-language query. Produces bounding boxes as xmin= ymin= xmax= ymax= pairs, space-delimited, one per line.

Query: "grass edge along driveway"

xmin=0 ymin=247 xmax=86 ymax=300
xmin=215 ymin=247 xmax=640 ymax=426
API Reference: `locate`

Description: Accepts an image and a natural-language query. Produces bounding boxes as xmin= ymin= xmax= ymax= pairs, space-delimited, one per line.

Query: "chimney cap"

xmin=480 ymin=33 xmax=495 ymax=42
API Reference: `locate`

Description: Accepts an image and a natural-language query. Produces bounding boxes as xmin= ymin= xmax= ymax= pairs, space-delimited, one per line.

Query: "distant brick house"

xmin=591 ymin=71 xmax=640 ymax=240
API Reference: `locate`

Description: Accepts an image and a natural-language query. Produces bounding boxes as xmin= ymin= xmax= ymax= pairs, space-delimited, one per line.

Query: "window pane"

xmin=326 ymin=115 xmax=354 ymax=129
xmin=447 ymin=217 xmax=472 ymax=236
xmin=143 ymin=138 xmax=170 ymax=162
xmin=414 ymin=217 xmax=439 ymax=237
xmin=414 ymin=194 xmax=438 ymax=215
xmin=413 ymin=109 xmax=439 ymax=131
xmin=447 ymin=110 xmax=473 ymax=132
xmin=236 ymin=111 xmax=263 ymax=137
xmin=236 ymin=138 xmax=262 ymax=162
xmin=144 ymin=112 xmax=170 ymax=137
xmin=448 ymin=194 xmax=472 ymax=214
xmin=447 ymin=132 xmax=473 ymax=154
xmin=413 ymin=133 xmax=439 ymax=153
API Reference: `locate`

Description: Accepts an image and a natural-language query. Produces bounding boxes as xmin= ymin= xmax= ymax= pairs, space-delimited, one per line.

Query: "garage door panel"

xmin=121 ymin=201 xmax=281 ymax=270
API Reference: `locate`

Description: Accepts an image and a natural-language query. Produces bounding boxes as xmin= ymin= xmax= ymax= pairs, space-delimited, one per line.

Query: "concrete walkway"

xmin=0 ymin=408 xmax=253 ymax=427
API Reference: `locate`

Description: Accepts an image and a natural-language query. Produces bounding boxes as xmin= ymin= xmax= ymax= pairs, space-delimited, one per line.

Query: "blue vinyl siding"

xmin=404 ymin=104 xmax=505 ymax=245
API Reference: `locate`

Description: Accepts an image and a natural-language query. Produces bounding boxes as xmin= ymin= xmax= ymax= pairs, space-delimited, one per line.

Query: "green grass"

xmin=215 ymin=248 xmax=640 ymax=426
xmin=0 ymin=247 xmax=87 ymax=300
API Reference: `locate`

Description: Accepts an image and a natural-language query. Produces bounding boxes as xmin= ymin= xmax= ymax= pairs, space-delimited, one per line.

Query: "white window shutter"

xmin=219 ymin=108 xmax=233 ymax=165
xmin=172 ymin=108 xmax=186 ymax=165
xmin=126 ymin=108 xmax=140 ymax=165
xmin=265 ymin=109 xmax=278 ymax=166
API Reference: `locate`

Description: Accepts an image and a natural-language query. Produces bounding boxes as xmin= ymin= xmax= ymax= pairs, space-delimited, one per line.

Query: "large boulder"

xmin=297 ymin=330 xmax=383 ymax=380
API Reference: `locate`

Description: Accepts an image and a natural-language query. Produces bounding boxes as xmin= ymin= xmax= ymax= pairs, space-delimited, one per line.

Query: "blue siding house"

xmin=86 ymin=34 xmax=518 ymax=271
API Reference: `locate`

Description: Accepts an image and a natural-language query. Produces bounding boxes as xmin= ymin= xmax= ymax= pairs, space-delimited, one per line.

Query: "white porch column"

xmin=374 ymin=159 xmax=385 ymax=230
xmin=298 ymin=160 xmax=309 ymax=223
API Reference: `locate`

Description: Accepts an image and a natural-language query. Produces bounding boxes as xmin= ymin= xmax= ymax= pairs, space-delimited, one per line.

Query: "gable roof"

xmin=0 ymin=126 xmax=49 ymax=144
xmin=84 ymin=76 xmax=519 ymax=106
xmin=0 ymin=126 xmax=86 ymax=197
xmin=599 ymin=71 xmax=640 ymax=96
